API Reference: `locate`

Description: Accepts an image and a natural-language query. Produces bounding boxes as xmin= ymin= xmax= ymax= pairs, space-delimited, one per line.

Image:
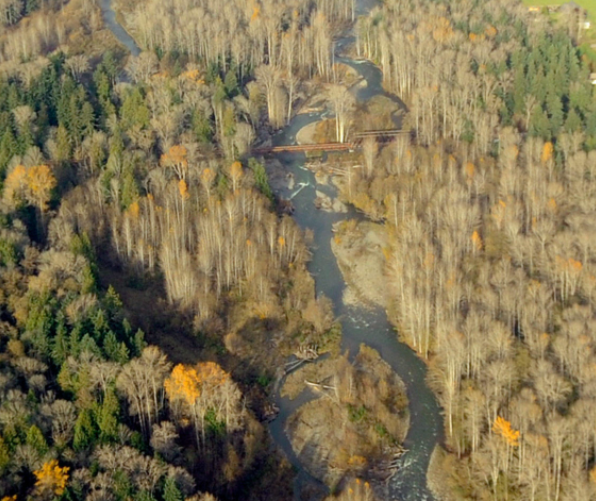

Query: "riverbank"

xmin=426 ymin=445 xmax=452 ymax=501
xmin=262 ymin=25 xmax=441 ymax=498
xmin=282 ymin=347 xmax=409 ymax=489
xmin=331 ymin=220 xmax=388 ymax=308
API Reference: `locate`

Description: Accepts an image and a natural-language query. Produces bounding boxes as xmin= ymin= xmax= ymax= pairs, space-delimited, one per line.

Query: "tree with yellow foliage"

xmin=165 ymin=362 xmax=243 ymax=446
xmin=229 ymin=161 xmax=243 ymax=192
xmin=26 ymin=165 xmax=56 ymax=212
xmin=4 ymin=164 xmax=56 ymax=212
xmin=33 ymin=459 xmax=69 ymax=497
xmin=492 ymin=415 xmax=520 ymax=447
xmin=160 ymin=145 xmax=188 ymax=180
xmin=3 ymin=165 xmax=27 ymax=206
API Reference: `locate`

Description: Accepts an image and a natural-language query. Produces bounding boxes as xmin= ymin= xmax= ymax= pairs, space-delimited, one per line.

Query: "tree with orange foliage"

xmin=541 ymin=142 xmax=553 ymax=164
xmin=178 ymin=179 xmax=190 ymax=201
xmin=229 ymin=161 xmax=243 ymax=192
xmin=160 ymin=145 xmax=188 ymax=180
xmin=200 ymin=168 xmax=216 ymax=199
xmin=165 ymin=362 xmax=243 ymax=446
xmin=432 ymin=17 xmax=453 ymax=43
xmin=464 ymin=161 xmax=475 ymax=186
xmin=327 ymin=477 xmax=374 ymax=501
xmin=33 ymin=459 xmax=69 ymax=497
xmin=164 ymin=364 xmax=204 ymax=446
xmin=471 ymin=230 xmax=483 ymax=252
xmin=492 ymin=415 xmax=520 ymax=447
xmin=164 ymin=364 xmax=202 ymax=407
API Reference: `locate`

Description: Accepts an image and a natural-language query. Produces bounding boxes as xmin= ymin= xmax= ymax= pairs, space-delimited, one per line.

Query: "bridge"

xmin=252 ymin=129 xmax=409 ymax=155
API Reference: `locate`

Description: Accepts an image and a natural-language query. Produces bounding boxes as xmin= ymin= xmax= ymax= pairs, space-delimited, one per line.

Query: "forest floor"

xmin=330 ymin=220 xmax=388 ymax=308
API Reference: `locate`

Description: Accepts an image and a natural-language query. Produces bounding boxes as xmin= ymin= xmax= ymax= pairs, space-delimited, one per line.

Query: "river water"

xmin=98 ymin=2 xmax=443 ymax=500
xmin=268 ymin=103 xmax=442 ymax=501
xmin=99 ymin=0 xmax=141 ymax=57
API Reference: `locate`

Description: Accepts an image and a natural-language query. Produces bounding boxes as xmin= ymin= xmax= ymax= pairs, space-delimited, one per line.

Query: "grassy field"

xmin=522 ymin=0 xmax=596 ymax=20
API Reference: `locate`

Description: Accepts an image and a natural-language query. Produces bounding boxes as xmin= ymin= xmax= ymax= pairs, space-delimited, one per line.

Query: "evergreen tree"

xmin=163 ymin=477 xmax=183 ymax=501
xmin=529 ymin=106 xmax=550 ymax=139
xmin=97 ymin=388 xmax=120 ymax=443
xmin=51 ymin=317 xmax=69 ymax=366
xmin=134 ymin=329 xmax=146 ymax=357
xmin=249 ymin=158 xmax=273 ymax=202
xmin=73 ymin=409 xmax=98 ymax=451
xmin=26 ymin=425 xmax=48 ymax=456
xmin=564 ymin=108 xmax=581 ymax=132
xmin=0 ymin=437 xmax=9 ymax=475
xmin=0 ymin=128 xmax=18 ymax=175
xmin=120 ymin=89 xmax=150 ymax=130
xmin=104 ymin=331 xmax=127 ymax=363
xmin=546 ymin=92 xmax=563 ymax=136
xmin=224 ymin=70 xmax=239 ymax=97
xmin=192 ymin=109 xmax=213 ymax=144
xmin=55 ymin=125 xmax=72 ymax=163
xmin=79 ymin=334 xmax=102 ymax=358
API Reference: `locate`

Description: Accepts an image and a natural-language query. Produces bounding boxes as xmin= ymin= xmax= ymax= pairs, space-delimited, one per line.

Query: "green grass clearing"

xmin=522 ymin=0 xmax=596 ymax=21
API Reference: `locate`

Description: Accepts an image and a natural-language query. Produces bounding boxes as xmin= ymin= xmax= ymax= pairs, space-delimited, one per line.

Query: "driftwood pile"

xmin=373 ymin=445 xmax=409 ymax=481
xmin=284 ymin=343 xmax=320 ymax=374
xmin=262 ymin=344 xmax=322 ymax=423
xmin=262 ymin=401 xmax=280 ymax=423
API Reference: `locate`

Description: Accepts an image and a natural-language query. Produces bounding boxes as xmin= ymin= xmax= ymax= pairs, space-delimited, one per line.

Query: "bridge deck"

xmin=252 ymin=129 xmax=409 ymax=155
xmin=252 ymin=142 xmax=353 ymax=154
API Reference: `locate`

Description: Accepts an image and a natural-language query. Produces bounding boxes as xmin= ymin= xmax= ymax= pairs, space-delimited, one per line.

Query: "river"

xmin=98 ymin=2 xmax=443 ymax=500
xmin=267 ymin=80 xmax=442 ymax=501
xmin=99 ymin=0 xmax=141 ymax=57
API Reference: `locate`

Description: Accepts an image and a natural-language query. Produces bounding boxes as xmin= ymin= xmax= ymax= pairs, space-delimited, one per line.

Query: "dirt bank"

xmin=426 ymin=445 xmax=452 ymax=501
xmin=330 ymin=220 xmax=388 ymax=307
xmin=296 ymin=121 xmax=319 ymax=145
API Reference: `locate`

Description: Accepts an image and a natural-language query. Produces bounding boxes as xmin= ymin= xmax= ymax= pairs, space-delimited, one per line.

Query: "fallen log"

xmin=304 ymin=380 xmax=337 ymax=391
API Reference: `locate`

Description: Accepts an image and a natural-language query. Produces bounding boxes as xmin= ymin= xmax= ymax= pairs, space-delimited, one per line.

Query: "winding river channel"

xmin=267 ymin=63 xmax=442 ymax=501
xmin=99 ymin=1 xmax=443 ymax=499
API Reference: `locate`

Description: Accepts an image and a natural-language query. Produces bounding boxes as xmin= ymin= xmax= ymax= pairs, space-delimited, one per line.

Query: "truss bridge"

xmin=252 ymin=129 xmax=409 ymax=155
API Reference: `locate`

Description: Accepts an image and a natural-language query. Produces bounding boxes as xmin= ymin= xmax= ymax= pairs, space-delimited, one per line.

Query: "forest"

xmin=333 ymin=0 xmax=596 ymax=499
xmin=0 ymin=0 xmax=358 ymax=499
xmin=2 ymin=0 xmax=596 ymax=499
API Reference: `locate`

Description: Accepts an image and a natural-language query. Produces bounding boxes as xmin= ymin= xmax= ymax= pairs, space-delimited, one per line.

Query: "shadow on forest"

xmin=97 ymin=262 xmax=204 ymax=364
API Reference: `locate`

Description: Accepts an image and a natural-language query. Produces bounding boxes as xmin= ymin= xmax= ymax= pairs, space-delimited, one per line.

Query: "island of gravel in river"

xmin=282 ymin=345 xmax=410 ymax=490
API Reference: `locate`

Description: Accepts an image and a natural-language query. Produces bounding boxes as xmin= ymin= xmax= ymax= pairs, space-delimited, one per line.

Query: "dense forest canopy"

xmin=0 ymin=0 xmax=357 ymax=499
xmin=334 ymin=0 xmax=596 ymax=500
xmin=2 ymin=0 xmax=596 ymax=499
